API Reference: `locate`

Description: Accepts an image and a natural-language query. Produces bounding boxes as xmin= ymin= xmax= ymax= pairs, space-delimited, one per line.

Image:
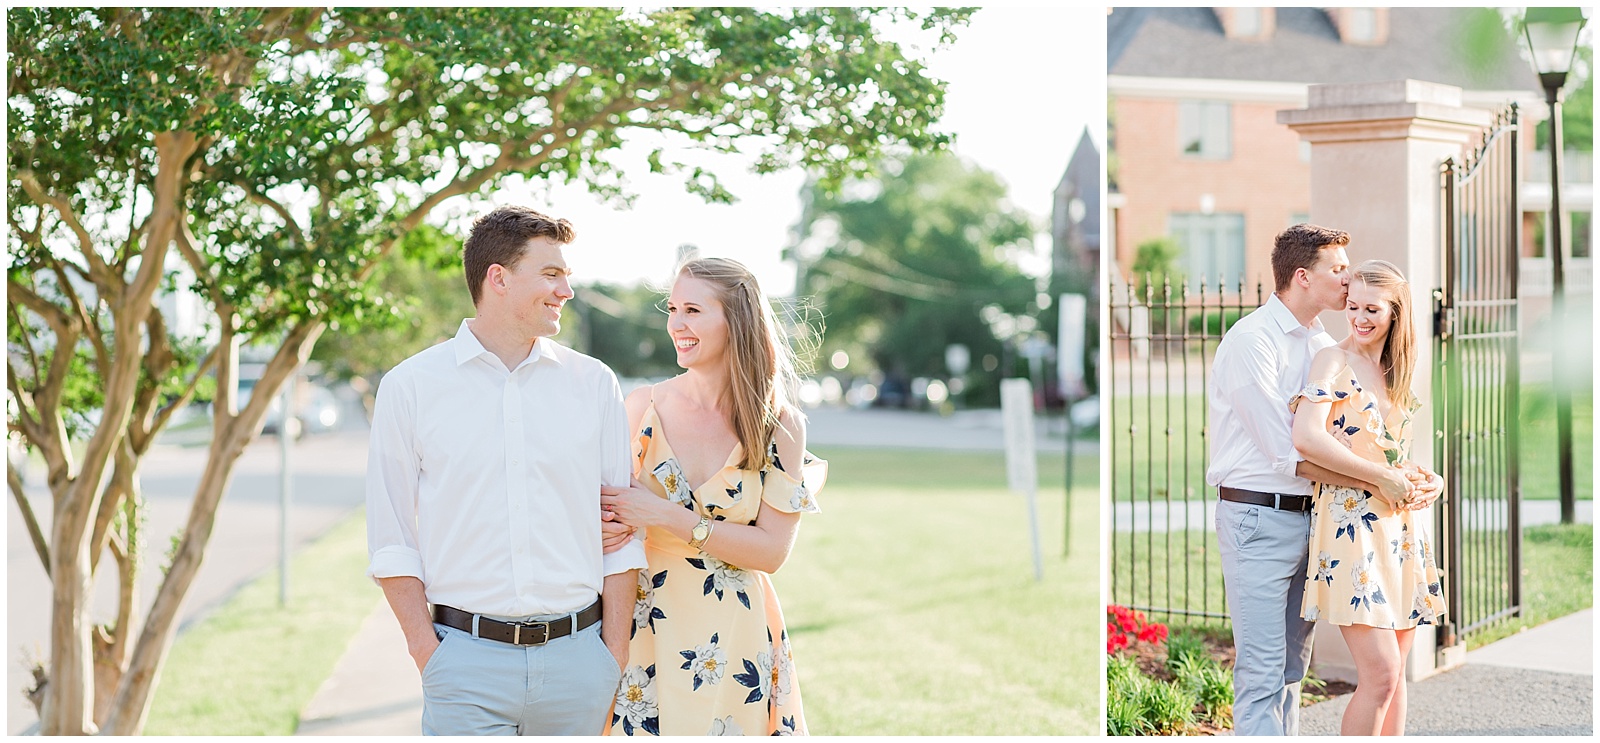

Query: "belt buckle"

xmin=512 ymin=621 xmax=550 ymax=646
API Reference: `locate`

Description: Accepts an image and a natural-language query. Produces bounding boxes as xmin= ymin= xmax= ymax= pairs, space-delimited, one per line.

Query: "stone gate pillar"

xmin=1279 ymin=80 xmax=1491 ymax=683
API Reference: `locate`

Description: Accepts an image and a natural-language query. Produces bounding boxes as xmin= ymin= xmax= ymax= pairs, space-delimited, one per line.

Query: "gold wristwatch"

xmin=688 ymin=516 xmax=713 ymax=550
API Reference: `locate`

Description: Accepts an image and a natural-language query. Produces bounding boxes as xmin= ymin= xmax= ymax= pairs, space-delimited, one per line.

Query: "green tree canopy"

xmin=794 ymin=153 xmax=1039 ymax=405
xmin=7 ymin=7 xmax=969 ymax=733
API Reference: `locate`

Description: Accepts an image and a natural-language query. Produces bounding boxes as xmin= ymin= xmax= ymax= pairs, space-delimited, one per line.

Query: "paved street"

xmin=6 ymin=426 xmax=370 ymax=735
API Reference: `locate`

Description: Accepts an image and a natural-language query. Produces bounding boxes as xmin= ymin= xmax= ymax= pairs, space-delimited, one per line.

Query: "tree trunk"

xmin=101 ymin=320 xmax=323 ymax=735
xmin=44 ymin=510 xmax=95 ymax=735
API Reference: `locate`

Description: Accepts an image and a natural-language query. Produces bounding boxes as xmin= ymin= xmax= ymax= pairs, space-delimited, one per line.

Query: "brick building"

xmin=1106 ymin=7 xmax=1573 ymax=292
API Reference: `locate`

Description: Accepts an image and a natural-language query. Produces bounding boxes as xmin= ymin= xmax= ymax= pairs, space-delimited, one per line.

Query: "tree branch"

xmin=150 ymin=343 xmax=221 ymax=437
xmin=8 ymin=301 xmax=44 ymax=387
xmin=49 ymin=262 xmax=110 ymax=373
xmin=16 ymin=170 xmax=119 ymax=297
xmin=234 ymin=181 xmax=304 ymax=249
xmin=172 ymin=216 xmax=224 ymax=308
xmin=9 ymin=460 xmax=51 ymax=576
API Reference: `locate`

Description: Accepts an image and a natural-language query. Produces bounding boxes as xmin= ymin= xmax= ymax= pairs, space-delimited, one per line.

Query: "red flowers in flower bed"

xmin=1107 ymin=604 xmax=1168 ymax=654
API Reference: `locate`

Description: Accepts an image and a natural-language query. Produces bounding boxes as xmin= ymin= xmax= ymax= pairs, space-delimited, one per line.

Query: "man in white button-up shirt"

xmin=366 ymin=206 xmax=647 ymax=735
xmin=1208 ymin=224 xmax=1432 ymax=736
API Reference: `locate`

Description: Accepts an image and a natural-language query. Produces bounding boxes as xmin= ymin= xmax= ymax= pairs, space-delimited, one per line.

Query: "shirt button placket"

xmin=504 ymin=376 xmax=532 ymax=602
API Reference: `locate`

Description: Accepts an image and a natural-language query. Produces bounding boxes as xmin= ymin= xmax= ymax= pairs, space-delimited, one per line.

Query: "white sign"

xmin=1001 ymin=379 xmax=1037 ymax=493
xmin=1000 ymin=378 xmax=1044 ymax=581
xmin=1057 ymin=293 xmax=1086 ymax=397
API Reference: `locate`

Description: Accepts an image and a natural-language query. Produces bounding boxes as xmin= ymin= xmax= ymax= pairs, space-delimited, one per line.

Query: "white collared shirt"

xmin=1206 ymin=294 xmax=1337 ymax=495
xmin=366 ymin=319 xmax=647 ymax=617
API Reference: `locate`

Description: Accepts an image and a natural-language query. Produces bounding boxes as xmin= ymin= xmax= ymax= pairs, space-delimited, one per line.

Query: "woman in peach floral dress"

xmin=1291 ymin=260 xmax=1446 ymax=736
xmin=601 ymin=258 xmax=825 ymax=736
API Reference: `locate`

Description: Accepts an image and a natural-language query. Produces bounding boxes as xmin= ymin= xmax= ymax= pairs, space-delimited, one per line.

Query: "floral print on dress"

xmin=634 ymin=569 xmax=668 ymax=638
xmin=789 ymin=481 xmax=818 ymax=513
xmin=653 ymin=458 xmax=694 ymax=507
xmin=681 ymin=633 xmax=728 ymax=690
xmin=1349 ymin=551 xmax=1388 ymax=612
xmin=733 ymin=651 xmax=769 ymax=704
xmin=1294 ymin=362 xmax=1445 ymax=630
xmin=614 ymin=664 xmax=661 ymax=736
xmin=1410 ymin=583 xmax=1438 ymax=625
xmin=611 ymin=401 xmax=821 ymax=736
xmin=1313 ymin=551 xmax=1340 ymax=587
xmin=708 ymin=716 xmax=743 ymax=735
xmin=1391 ymin=523 xmax=1416 ymax=566
xmin=687 ymin=555 xmax=754 ymax=609
xmin=772 ymin=630 xmax=796 ymax=707
xmin=1329 ymin=486 xmax=1379 ymax=541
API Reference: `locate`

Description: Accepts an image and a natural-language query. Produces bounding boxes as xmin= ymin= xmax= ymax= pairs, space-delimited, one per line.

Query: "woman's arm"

xmin=601 ymin=407 xmax=807 ymax=574
xmin=600 ymin=385 xmax=655 ymax=552
xmin=1291 ymin=347 xmax=1413 ymax=505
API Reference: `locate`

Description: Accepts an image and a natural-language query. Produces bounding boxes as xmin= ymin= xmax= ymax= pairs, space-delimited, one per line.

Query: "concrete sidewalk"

xmin=1300 ymin=609 xmax=1594 ymax=736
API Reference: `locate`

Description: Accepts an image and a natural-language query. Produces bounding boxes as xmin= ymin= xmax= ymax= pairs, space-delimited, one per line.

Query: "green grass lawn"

xmin=1111 ymin=524 xmax=1592 ymax=653
xmin=144 ymin=447 xmax=1100 ymax=735
xmin=1110 ymin=383 xmax=1592 ymax=503
xmin=144 ymin=511 xmax=380 ymax=735
xmin=783 ymin=447 xmax=1099 ymax=735
xmin=1517 ymin=384 xmax=1594 ymax=501
xmin=1110 ymin=529 xmax=1227 ymax=627
xmin=1466 ymin=523 xmax=1594 ymax=649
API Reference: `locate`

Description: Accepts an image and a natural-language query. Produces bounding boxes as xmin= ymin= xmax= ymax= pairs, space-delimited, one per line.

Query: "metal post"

xmin=1544 ymin=85 xmax=1575 ymax=523
xmin=1063 ymin=399 xmax=1074 ymax=557
xmin=279 ymin=373 xmax=294 ymax=606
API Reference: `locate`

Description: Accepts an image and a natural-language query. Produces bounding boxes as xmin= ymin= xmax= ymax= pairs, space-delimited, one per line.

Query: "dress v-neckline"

xmin=1335 ymin=362 xmax=1403 ymax=433
xmin=645 ymin=402 xmax=742 ymax=494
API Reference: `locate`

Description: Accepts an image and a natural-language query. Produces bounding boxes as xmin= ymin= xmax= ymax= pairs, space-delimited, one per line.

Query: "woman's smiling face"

xmin=1345 ymin=279 xmax=1394 ymax=348
xmin=667 ymin=275 xmax=729 ymax=369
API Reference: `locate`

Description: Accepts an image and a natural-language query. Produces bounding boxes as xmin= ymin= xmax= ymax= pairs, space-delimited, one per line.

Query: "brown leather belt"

xmin=1219 ymin=486 xmax=1313 ymax=513
xmin=433 ymin=600 xmax=601 ymax=646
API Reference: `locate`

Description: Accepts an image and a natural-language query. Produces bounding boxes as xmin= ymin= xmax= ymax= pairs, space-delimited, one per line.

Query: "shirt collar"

xmin=1263 ymin=293 xmax=1324 ymax=337
xmin=451 ymin=319 xmax=563 ymax=369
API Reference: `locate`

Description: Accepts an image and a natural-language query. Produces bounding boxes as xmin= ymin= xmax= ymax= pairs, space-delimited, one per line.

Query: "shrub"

xmin=1171 ymin=653 xmax=1234 ymax=726
xmin=1187 ymin=308 xmax=1252 ymax=336
xmin=1135 ymin=676 xmax=1197 ymax=734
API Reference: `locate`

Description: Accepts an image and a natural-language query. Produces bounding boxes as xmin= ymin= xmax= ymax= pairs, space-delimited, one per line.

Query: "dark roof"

xmin=1060 ymin=128 xmax=1100 ymax=243
xmin=1108 ymin=7 xmax=1539 ymax=92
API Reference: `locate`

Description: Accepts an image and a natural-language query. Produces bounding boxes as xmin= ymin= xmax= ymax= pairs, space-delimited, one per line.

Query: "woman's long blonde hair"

xmin=678 ymin=257 xmax=808 ymax=471
xmin=1351 ymin=259 xmax=1417 ymax=409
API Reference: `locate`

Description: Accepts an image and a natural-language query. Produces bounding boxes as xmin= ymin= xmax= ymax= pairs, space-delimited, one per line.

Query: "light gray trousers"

xmin=420 ymin=619 xmax=621 ymax=736
xmin=1215 ymin=498 xmax=1317 ymax=736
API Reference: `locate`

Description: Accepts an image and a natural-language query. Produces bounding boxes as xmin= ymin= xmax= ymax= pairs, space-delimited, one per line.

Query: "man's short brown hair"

xmin=1272 ymin=223 xmax=1350 ymax=291
xmin=462 ymin=206 xmax=576 ymax=304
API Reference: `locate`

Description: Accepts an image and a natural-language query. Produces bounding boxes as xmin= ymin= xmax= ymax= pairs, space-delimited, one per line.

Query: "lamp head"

xmin=1523 ymin=7 xmax=1588 ymax=96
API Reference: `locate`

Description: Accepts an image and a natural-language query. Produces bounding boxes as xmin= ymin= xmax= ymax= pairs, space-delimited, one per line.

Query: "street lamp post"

xmin=1523 ymin=7 xmax=1587 ymax=524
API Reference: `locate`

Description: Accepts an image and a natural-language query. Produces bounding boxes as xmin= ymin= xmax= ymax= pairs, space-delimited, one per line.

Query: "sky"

xmin=439 ymin=6 xmax=1106 ymax=296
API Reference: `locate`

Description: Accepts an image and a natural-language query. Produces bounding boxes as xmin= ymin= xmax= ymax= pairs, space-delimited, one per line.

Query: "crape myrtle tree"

xmin=793 ymin=153 xmax=1038 ymax=407
xmin=6 ymin=6 xmax=969 ymax=734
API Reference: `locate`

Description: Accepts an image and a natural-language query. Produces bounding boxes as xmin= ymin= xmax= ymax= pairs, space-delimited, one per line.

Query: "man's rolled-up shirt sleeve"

xmin=366 ymin=371 xmax=426 ymax=582
xmin=600 ymin=372 xmax=648 ymax=575
xmin=1219 ymin=332 xmax=1303 ymax=479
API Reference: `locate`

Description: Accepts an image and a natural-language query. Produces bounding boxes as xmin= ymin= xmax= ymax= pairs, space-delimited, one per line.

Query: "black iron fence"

xmin=1434 ymin=105 xmax=1522 ymax=646
xmin=1106 ymin=278 xmax=1265 ymax=623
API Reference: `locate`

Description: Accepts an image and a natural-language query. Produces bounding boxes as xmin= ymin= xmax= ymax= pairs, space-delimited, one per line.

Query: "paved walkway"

xmin=1300 ymin=609 xmax=1594 ymax=736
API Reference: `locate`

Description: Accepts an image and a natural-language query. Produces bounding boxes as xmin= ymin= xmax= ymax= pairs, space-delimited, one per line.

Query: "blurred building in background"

xmin=1107 ymin=7 xmax=1587 ymax=307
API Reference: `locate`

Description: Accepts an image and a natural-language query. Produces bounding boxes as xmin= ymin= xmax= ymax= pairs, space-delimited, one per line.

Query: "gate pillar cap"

xmin=1278 ymin=80 xmax=1492 ymax=141
xmin=1309 ymin=79 xmax=1463 ymax=108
